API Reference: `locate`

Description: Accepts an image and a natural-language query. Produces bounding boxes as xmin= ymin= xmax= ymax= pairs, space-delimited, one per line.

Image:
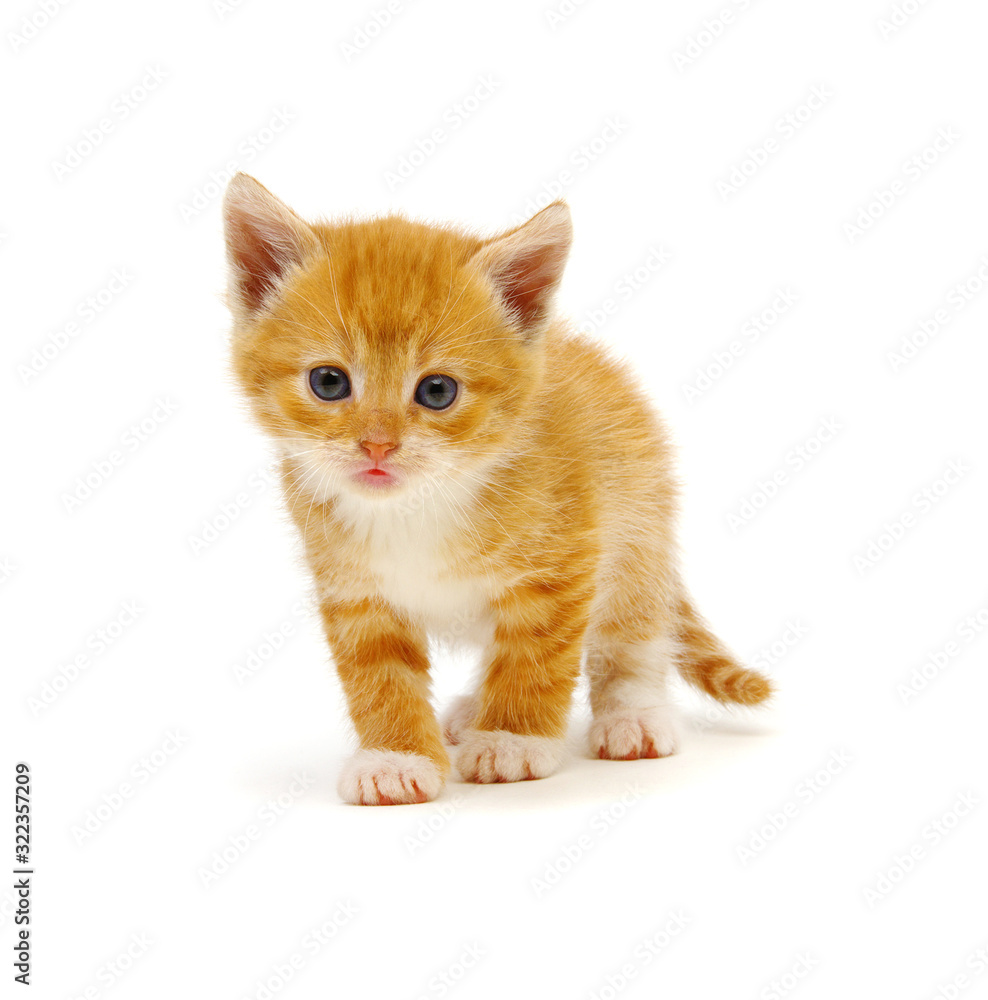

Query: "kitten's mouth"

xmin=352 ymin=464 xmax=401 ymax=490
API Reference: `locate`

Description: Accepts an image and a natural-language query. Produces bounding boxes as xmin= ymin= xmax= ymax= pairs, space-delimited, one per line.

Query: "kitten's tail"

xmin=674 ymin=594 xmax=772 ymax=705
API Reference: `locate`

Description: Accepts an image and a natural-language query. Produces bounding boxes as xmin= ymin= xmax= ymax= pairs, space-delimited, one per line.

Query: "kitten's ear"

xmin=222 ymin=173 xmax=319 ymax=317
xmin=469 ymin=201 xmax=572 ymax=338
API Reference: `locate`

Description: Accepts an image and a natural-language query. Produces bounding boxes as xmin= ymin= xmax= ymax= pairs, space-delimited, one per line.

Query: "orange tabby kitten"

xmin=223 ymin=173 xmax=771 ymax=805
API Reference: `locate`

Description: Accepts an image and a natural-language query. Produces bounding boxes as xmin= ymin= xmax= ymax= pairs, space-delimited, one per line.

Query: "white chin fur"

xmin=338 ymin=749 xmax=444 ymax=805
xmin=455 ymin=729 xmax=567 ymax=783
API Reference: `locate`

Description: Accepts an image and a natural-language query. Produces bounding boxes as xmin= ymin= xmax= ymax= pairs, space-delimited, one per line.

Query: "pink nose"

xmin=361 ymin=440 xmax=398 ymax=462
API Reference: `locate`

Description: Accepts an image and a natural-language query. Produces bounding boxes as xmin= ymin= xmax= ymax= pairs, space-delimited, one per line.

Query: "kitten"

xmin=222 ymin=173 xmax=771 ymax=806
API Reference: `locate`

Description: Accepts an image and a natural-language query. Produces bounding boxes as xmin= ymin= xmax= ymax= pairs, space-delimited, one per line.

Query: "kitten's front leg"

xmin=320 ymin=596 xmax=449 ymax=805
xmin=453 ymin=578 xmax=590 ymax=784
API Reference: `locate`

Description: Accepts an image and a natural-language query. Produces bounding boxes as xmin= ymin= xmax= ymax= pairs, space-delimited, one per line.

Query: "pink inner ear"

xmin=228 ymin=217 xmax=294 ymax=313
xmin=496 ymin=244 xmax=565 ymax=330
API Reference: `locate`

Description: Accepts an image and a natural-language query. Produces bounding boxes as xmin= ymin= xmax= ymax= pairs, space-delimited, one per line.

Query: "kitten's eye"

xmin=309 ymin=366 xmax=351 ymax=401
xmin=414 ymin=374 xmax=458 ymax=410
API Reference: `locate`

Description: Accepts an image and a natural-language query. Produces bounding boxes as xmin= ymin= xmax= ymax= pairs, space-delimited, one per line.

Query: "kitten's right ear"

xmin=222 ymin=173 xmax=319 ymax=317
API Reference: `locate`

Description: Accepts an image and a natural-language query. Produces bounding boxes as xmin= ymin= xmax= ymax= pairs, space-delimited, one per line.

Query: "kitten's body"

xmin=223 ymin=175 xmax=770 ymax=804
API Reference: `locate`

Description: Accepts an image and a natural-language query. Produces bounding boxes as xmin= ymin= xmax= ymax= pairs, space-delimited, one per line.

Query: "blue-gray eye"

xmin=309 ymin=366 xmax=350 ymax=401
xmin=415 ymin=374 xmax=457 ymax=410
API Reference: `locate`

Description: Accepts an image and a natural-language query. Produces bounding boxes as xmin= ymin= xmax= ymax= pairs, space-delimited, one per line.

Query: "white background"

xmin=4 ymin=0 xmax=988 ymax=997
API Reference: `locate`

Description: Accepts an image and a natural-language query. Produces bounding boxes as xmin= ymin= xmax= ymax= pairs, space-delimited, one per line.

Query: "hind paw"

xmin=442 ymin=694 xmax=479 ymax=746
xmin=590 ymin=706 xmax=680 ymax=760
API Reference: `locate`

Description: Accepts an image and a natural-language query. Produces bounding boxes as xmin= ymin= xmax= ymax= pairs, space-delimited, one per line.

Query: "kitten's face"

xmin=224 ymin=176 xmax=571 ymax=506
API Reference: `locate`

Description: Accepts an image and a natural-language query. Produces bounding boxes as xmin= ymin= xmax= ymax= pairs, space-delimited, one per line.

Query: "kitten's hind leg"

xmin=586 ymin=632 xmax=682 ymax=761
xmin=441 ymin=693 xmax=479 ymax=746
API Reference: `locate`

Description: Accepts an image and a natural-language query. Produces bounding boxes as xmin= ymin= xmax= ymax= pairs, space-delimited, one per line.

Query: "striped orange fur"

xmin=223 ymin=173 xmax=771 ymax=805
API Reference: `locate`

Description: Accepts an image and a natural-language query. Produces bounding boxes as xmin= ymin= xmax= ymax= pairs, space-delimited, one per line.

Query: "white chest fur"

xmin=332 ymin=484 xmax=493 ymax=644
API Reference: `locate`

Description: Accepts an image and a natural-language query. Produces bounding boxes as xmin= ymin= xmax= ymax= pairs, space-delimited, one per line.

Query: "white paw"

xmin=590 ymin=706 xmax=681 ymax=760
xmin=337 ymin=749 xmax=444 ymax=805
xmin=455 ymin=730 xmax=566 ymax=783
xmin=442 ymin=694 xmax=479 ymax=746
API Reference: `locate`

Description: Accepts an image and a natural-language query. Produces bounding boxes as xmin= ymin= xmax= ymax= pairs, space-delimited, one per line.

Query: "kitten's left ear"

xmin=469 ymin=201 xmax=572 ymax=338
xmin=222 ymin=173 xmax=319 ymax=319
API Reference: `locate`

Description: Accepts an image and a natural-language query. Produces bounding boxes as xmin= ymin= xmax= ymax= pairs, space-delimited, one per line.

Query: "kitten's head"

xmin=222 ymin=174 xmax=571 ymax=505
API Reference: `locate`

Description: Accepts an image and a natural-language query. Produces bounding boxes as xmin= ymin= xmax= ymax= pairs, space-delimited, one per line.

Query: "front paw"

xmin=338 ymin=749 xmax=445 ymax=805
xmin=590 ymin=707 xmax=680 ymax=761
xmin=454 ymin=730 xmax=566 ymax=783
